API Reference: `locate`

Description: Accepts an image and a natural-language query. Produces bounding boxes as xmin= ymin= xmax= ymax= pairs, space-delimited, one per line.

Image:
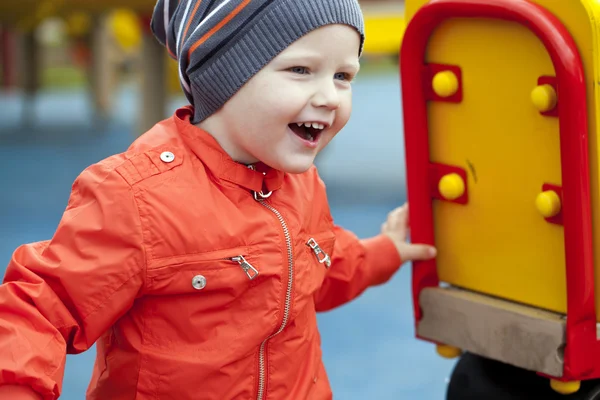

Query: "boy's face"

xmin=200 ymin=24 xmax=361 ymax=173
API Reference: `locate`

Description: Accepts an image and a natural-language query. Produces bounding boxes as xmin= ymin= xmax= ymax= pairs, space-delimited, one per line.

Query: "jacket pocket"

xmin=146 ymin=246 xmax=259 ymax=295
xmin=305 ymin=231 xmax=336 ymax=269
xmin=294 ymin=231 xmax=336 ymax=300
xmin=140 ymin=247 xmax=270 ymax=357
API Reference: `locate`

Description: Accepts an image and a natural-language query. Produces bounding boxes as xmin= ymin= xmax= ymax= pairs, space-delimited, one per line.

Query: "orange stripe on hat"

xmin=181 ymin=0 xmax=203 ymax=50
xmin=188 ymin=0 xmax=252 ymax=59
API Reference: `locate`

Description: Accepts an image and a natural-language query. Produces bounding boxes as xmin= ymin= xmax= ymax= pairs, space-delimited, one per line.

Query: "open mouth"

xmin=288 ymin=122 xmax=326 ymax=143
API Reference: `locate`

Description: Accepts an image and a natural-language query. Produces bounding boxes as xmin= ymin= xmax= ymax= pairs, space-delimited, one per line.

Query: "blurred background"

xmin=0 ymin=0 xmax=457 ymax=398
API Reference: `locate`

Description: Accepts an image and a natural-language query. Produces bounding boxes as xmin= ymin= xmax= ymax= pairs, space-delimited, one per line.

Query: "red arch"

xmin=400 ymin=0 xmax=594 ymax=379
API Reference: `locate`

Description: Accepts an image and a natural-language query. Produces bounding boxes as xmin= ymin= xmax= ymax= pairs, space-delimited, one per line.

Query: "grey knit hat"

xmin=151 ymin=0 xmax=365 ymax=123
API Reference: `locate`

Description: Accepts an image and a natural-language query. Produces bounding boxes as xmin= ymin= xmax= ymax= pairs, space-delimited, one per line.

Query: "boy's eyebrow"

xmin=342 ymin=62 xmax=361 ymax=72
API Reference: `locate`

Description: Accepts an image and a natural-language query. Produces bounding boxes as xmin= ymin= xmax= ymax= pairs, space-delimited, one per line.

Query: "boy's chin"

xmin=275 ymin=157 xmax=316 ymax=174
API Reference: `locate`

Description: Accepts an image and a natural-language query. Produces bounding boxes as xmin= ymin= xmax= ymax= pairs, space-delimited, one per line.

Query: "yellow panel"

xmin=428 ymin=18 xmax=565 ymax=312
xmin=404 ymin=0 xmax=600 ymax=317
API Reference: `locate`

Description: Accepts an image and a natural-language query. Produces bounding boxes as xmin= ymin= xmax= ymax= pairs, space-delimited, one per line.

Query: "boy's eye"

xmin=334 ymin=72 xmax=352 ymax=81
xmin=289 ymin=66 xmax=309 ymax=74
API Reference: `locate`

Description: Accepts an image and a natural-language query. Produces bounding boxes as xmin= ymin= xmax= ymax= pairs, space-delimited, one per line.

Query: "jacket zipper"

xmin=255 ymin=198 xmax=294 ymax=400
xmin=306 ymin=238 xmax=331 ymax=268
xmin=231 ymin=255 xmax=259 ymax=280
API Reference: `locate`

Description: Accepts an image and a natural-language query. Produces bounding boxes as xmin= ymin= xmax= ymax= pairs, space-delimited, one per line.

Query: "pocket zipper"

xmin=231 ymin=255 xmax=259 ymax=280
xmin=306 ymin=238 xmax=331 ymax=268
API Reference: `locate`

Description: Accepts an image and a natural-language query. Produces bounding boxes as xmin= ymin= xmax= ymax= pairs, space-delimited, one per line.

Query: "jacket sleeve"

xmin=0 ymin=159 xmax=146 ymax=399
xmin=310 ymin=167 xmax=403 ymax=312
xmin=314 ymin=227 xmax=402 ymax=312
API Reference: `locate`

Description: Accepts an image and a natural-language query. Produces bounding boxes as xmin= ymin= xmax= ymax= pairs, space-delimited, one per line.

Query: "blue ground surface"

xmin=0 ymin=70 xmax=456 ymax=399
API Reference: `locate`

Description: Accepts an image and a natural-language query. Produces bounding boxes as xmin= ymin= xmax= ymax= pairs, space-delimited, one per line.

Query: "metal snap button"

xmin=160 ymin=151 xmax=175 ymax=163
xmin=192 ymin=275 xmax=206 ymax=290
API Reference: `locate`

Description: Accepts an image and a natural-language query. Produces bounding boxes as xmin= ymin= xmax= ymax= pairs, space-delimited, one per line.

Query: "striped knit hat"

xmin=151 ymin=0 xmax=365 ymax=123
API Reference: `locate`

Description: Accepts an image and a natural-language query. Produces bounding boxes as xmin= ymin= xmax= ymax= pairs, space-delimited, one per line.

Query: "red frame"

xmin=400 ymin=0 xmax=594 ymax=381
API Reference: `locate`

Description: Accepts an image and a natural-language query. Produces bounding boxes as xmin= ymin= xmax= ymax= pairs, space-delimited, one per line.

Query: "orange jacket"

xmin=0 ymin=107 xmax=401 ymax=400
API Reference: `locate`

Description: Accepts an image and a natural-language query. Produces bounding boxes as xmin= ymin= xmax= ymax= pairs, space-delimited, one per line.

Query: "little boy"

xmin=0 ymin=0 xmax=436 ymax=399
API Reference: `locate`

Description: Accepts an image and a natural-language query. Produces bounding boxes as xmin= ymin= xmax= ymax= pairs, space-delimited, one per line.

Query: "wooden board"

xmin=417 ymin=286 xmax=566 ymax=377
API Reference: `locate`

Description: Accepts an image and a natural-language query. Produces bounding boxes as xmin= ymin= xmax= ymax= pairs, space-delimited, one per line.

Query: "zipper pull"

xmin=232 ymin=255 xmax=259 ymax=280
xmin=306 ymin=238 xmax=331 ymax=268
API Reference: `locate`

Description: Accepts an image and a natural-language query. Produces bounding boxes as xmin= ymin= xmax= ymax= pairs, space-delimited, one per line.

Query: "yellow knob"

xmin=438 ymin=173 xmax=465 ymax=200
xmin=436 ymin=344 xmax=462 ymax=359
xmin=432 ymin=71 xmax=459 ymax=97
xmin=550 ymin=379 xmax=580 ymax=395
xmin=531 ymin=84 xmax=557 ymax=112
xmin=535 ymin=190 xmax=561 ymax=218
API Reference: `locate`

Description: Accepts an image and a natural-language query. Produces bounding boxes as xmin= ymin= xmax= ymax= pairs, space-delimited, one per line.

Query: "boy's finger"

xmin=389 ymin=203 xmax=407 ymax=216
xmin=388 ymin=207 xmax=401 ymax=220
xmin=390 ymin=207 xmax=408 ymax=224
xmin=402 ymin=244 xmax=437 ymax=261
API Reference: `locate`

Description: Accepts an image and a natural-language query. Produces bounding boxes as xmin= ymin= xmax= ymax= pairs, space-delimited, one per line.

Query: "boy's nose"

xmin=311 ymin=83 xmax=341 ymax=110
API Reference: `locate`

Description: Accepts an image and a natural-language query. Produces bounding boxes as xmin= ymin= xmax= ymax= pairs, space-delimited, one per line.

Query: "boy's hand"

xmin=381 ymin=203 xmax=437 ymax=262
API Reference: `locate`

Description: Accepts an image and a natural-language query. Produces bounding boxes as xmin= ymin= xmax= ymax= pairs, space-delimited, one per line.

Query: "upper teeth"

xmin=297 ymin=122 xmax=325 ymax=130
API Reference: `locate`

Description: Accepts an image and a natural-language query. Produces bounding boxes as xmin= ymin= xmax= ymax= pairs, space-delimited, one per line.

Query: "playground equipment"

xmin=401 ymin=0 xmax=600 ymax=397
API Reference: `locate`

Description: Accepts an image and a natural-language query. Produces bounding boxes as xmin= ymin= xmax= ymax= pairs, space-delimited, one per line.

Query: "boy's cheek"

xmin=335 ymin=106 xmax=352 ymax=130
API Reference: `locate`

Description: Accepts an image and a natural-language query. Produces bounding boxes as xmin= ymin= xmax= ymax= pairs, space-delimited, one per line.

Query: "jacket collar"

xmin=174 ymin=106 xmax=285 ymax=195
